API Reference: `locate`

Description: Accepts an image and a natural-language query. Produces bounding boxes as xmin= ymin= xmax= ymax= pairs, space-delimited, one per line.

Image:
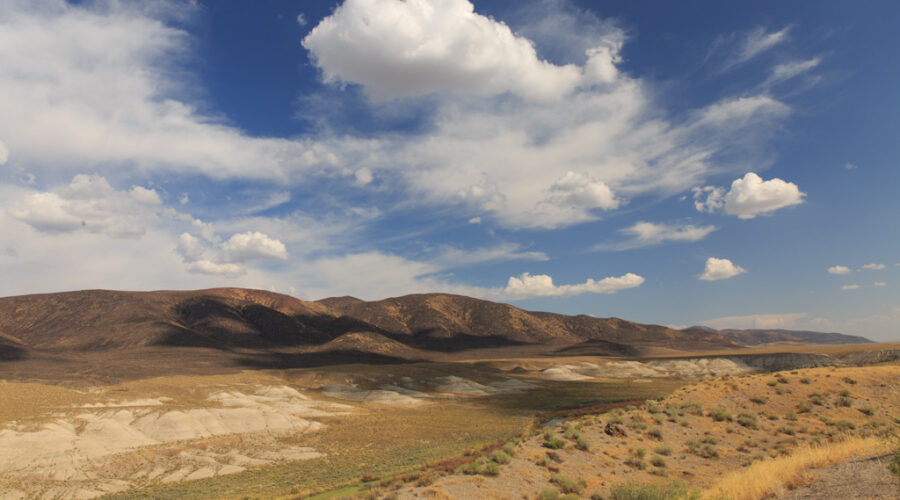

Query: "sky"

xmin=0 ymin=0 xmax=897 ymax=341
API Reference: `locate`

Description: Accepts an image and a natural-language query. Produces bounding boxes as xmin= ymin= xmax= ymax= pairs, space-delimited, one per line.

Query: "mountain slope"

xmin=716 ymin=328 xmax=872 ymax=346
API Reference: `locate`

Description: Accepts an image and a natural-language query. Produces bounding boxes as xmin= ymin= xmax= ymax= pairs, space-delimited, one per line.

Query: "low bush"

xmin=858 ymin=406 xmax=874 ymax=416
xmin=624 ymin=457 xmax=647 ymax=470
xmin=543 ymin=437 xmax=567 ymax=449
xmin=550 ymin=474 xmax=586 ymax=494
xmin=607 ymin=480 xmax=701 ymax=500
xmin=737 ymin=413 xmax=758 ymax=429
xmin=842 ymin=377 xmax=857 ymax=385
xmin=750 ymin=396 xmax=767 ymax=404
xmin=647 ymin=427 xmax=663 ymax=440
xmin=539 ymin=488 xmax=560 ymax=500
xmin=709 ymin=407 xmax=733 ymax=422
xmin=650 ymin=455 xmax=666 ymax=468
xmin=575 ymin=436 xmax=590 ymax=451
xmin=655 ymin=445 xmax=672 ymax=456
xmin=800 ymin=377 xmax=811 ymax=384
xmin=491 ymin=450 xmax=511 ymax=464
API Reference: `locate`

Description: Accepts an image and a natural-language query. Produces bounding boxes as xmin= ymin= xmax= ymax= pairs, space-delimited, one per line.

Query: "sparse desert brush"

xmin=681 ymin=402 xmax=703 ymax=415
xmin=647 ymin=427 xmax=663 ymax=440
xmin=836 ymin=396 xmax=852 ymax=407
xmin=749 ymin=396 xmax=767 ymax=405
xmin=482 ymin=461 xmax=501 ymax=476
xmin=842 ymin=376 xmax=857 ymax=385
xmin=543 ymin=436 xmax=566 ymax=449
xmin=575 ymin=436 xmax=590 ymax=451
xmin=800 ymin=377 xmax=811 ymax=384
xmin=608 ymin=480 xmax=701 ymax=500
xmin=624 ymin=456 xmax=648 ymax=470
xmin=889 ymin=448 xmax=900 ymax=476
xmin=708 ymin=407 xmax=732 ymax=422
xmin=706 ymin=436 xmax=891 ymax=500
xmin=834 ymin=420 xmax=856 ymax=432
xmin=767 ymin=380 xmax=778 ymax=387
xmin=491 ymin=450 xmax=511 ymax=464
xmin=650 ymin=455 xmax=666 ymax=468
xmin=655 ymin=445 xmax=672 ymax=456
xmin=737 ymin=413 xmax=758 ymax=429
xmin=776 ymin=375 xmax=789 ymax=384
xmin=539 ymin=487 xmax=560 ymax=500
xmin=858 ymin=406 xmax=874 ymax=416
xmin=550 ymin=474 xmax=586 ymax=494
xmin=796 ymin=401 xmax=812 ymax=413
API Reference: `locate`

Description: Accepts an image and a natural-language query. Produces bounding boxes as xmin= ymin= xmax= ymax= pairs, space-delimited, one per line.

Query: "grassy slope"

xmin=388 ymin=364 xmax=899 ymax=499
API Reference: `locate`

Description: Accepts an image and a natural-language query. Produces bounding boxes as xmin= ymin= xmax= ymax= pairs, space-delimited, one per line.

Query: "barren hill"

xmin=716 ymin=328 xmax=872 ymax=345
xmin=0 ymin=288 xmax=870 ymax=383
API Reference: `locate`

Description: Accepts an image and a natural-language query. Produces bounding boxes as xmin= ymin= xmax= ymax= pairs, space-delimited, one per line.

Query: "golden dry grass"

xmin=704 ymin=436 xmax=893 ymax=500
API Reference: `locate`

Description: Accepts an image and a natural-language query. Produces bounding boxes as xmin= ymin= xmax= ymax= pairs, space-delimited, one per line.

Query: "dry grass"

xmin=704 ymin=436 xmax=892 ymax=500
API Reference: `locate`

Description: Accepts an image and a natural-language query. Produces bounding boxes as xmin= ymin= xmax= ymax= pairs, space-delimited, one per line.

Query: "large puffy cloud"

xmin=598 ymin=221 xmax=717 ymax=250
xmin=7 ymin=174 xmax=162 ymax=238
xmin=699 ymin=257 xmax=747 ymax=281
xmin=221 ymin=232 xmax=289 ymax=262
xmin=501 ymin=272 xmax=644 ymax=300
xmin=302 ymin=0 xmax=586 ymax=101
xmin=694 ymin=172 xmax=805 ymax=219
xmin=0 ymin=0 xmax=332 ymax=181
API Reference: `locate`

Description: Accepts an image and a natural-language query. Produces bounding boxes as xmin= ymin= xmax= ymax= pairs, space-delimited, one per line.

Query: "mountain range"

xmin=0 ymin=288 xmax=870 ymax=382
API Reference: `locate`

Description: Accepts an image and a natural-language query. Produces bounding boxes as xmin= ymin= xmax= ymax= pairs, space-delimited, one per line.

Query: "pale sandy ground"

xmin=536 ymin=358 xmax=755 ymax=381
xmin=0 ymin=373 xmax=544 ymax=499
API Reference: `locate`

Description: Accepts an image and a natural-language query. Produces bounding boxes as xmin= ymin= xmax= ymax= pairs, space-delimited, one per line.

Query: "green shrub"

xmin=576 ymin=436 xmax=590 ymax=451
xmin=840 ymin=389 xmax=852 ymax=397
xmin=709 ymin=407 xmax=733 ymax=422
xmin=842 ymin=377 xmax=857 ymax=385
xmin=750 ymin=396 xmax=767 ymax=404
xmin=491 ymin=450 xmax=511 ymax=464
xmin=482 ymin=461 xmax=501 ymax=476
xmin=797 ymin=402 xmax=812 ymax=413
xmin=767 ymin=380 xmax=778 ymax=387
xmin=503 ymin=441 xmax=517 ymax=455
xmin=550 ymin=474 xmax=586 ymax=494
xmin=776 ymin=376 xmax=789 ymax=384
xmin=539 ymin=488 xmax=560 ymax=500
xmin=630 ymin=447 xmax=647 ymax=458
xmin=608 ymin=480 xmax=701 ymax=500
xmin=858 ymin=406 xmax=874 ymax=416
xmin=836 ymin=396 xmax=852 ymax=407
xmin=889 ymin=449 xmax=900 ymax=476
xmin=800 ymin=377 xmax=811 ymax=384
xmin=543 ymin=437 xmax=567 ymax=449
xmin=737 ymin=413 xmax=758 ymax=429
xmin=655 ymin=445 xmax=672 ymax=456
xmin=650 ymin=456 xmax=666 ymax=468
xmin=624 ymin=457 xmax=647 ymax=470
xmin=647 ymin=427 xmax=663 ymax=440
xmin=835 ymin=420 xmax=856 ymax=431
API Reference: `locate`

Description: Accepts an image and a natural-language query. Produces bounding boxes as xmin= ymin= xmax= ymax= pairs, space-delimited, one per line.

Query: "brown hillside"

xmin=320 ymin=293 xmax=742 ymax=351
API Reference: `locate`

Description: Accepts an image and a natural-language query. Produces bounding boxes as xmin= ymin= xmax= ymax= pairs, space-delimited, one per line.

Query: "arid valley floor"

xmin=0 ymin=289 xmax=898 ymax=499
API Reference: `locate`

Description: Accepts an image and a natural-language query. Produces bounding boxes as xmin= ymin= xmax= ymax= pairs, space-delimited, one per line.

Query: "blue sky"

xmin=0 ymin=0 xmax=897 ymax=340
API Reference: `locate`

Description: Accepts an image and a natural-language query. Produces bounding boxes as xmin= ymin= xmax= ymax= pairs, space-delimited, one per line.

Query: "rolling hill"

xmin=0 ymin=288 xmax=872 ymax=382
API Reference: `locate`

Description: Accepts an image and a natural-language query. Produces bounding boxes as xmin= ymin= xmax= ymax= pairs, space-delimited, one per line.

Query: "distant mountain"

xmin=715 ymin=328 xmax=872 ymax=346
xmin=0 ymin=288 xmax=867 ymax=382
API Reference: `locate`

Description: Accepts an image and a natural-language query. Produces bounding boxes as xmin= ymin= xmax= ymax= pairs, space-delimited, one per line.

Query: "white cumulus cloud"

xmin=7 ymin=174 xmax=161 ymax=238
xmin=862 ymin=263 xmax=886 ymax=270
xmin=841 ymin=284 xmax=860 ymax=291
xmin=302 ymin=0 xmax=586 ymax=101
xmin=699 ymin=257 xmax=747 ymax=281
xmin=873 ymin=281 xmax=886 ymax=287
xmin=129 ymin=186 xmax=162 ymax=205
xmin=828 ymin=265 xmax=851 ymax=275
xmin=221 ymin=231 xmax=289 ymax=262
xmin=695 ymin=172 xmax=805 ymax=219
xmin=187 ymin=260 xmax=246 ymax=279
xmin=501 ymin=272 xmax=644 ymax=300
